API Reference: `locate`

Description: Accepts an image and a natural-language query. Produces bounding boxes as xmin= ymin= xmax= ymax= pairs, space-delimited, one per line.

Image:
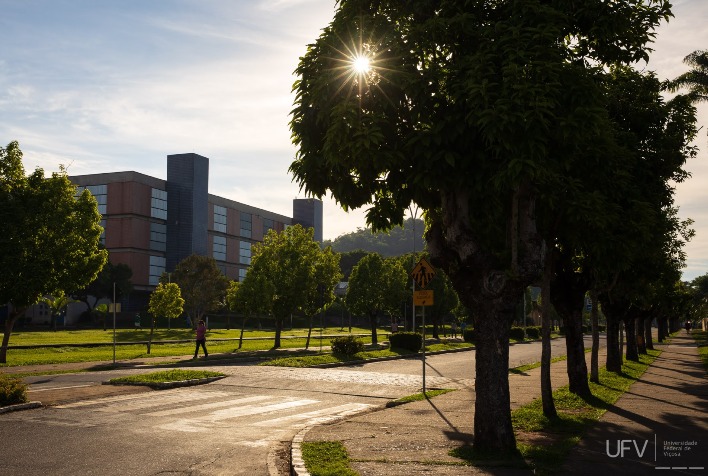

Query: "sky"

xmin=1 ymin=0 xmax=707 ymax=279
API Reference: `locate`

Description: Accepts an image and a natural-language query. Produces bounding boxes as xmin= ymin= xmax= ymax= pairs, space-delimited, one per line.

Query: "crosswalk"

xmin=55 ymin=388 xmax=373 ymax=434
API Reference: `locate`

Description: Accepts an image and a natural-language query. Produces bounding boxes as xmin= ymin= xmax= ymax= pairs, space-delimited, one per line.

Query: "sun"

xmin=353 ymin=55 xmax=371 ymax=74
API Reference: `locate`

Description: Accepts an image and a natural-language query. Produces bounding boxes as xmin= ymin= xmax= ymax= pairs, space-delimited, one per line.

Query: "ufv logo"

xmin=606 ymin=439 xmax=649 ymax=458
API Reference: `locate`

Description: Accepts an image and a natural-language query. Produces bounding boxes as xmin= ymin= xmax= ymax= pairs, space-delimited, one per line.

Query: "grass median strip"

xmin=260 ymin=342 xmax=472 ymax=367
xmin=693 ymin=330 xmax=708 ymax=372
xmin=108 ymin=369 xmax=225 ymax=387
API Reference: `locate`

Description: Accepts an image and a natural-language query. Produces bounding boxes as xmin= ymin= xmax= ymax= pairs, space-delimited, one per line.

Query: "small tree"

xmin=302 ymin=246 xmax=342 ymax=349
xmin=346 ymin=254 xmax=407 ymax=345
xmin=226 ymin=275 xmax=274 ymax=349
xmin=39 ymin=291 xmax=75 ymax=331
xmin=147 ymin=283 xmax=184 ymax=354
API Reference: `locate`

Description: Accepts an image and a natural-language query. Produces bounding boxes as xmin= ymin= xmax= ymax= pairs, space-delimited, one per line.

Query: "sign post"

xmin=410 ymin=258 xmax=435 ymax=394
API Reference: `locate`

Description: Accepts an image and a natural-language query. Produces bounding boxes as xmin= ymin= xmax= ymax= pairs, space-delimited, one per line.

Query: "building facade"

xmin=70 ymin=153 xmax=323 ymax=292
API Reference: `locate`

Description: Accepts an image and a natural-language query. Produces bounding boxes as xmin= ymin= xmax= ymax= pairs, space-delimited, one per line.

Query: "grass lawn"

xmin=108 ymin=369 xmax=224 ymax=385
xmin=0 ymin=327 xmax=379 ymax=367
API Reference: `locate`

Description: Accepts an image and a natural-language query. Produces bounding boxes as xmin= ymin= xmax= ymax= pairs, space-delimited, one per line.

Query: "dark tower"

xmin=166 ymin=153 xmax=209 ymax=270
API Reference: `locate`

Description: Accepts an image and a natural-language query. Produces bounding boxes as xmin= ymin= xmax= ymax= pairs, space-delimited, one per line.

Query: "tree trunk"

xmin=473 ymin=304 xmax=516 ymax=451
xmin=0 ymin=309 xmax=24 ymax=364
xmin=238 ymin=315 xmax=247 ymax=350
xmin=644 ymin=316 xmax=654 ymax=351
xmin=564 ymin=310 xmax=590 ymax=397
xmin=636 ymin=316 xmax=647 ymax=355
xmin=370 ymin=312 xmax=378 ymax=346
xmin=147 ymin=317 xmax=155 ymax=354
xmin=606 ymin=317 xmax=622 ymax=373
xmin=274 ymin=317 xmax=283 ymax=349
xmin=540 ymin=251 xmax=557 ymax=418
xmin=657 ymin=315 xmax=666 ymax=342
xmin=305 ymin=315 xmax=313 ymax=350
xmin=624 ymin=315 xmax=638 ymax=362
xmin=589 ymin=289 xmax=600 ymax=384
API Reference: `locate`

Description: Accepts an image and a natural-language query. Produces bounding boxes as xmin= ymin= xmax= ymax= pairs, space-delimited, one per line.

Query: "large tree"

xmin=242 ymin=224 xmax=330 ymax=348
xmin=0 ymin=141 xmax=107 ymax=363
xmin=290 ymin=0 xmax=672 ymax=451
xmin=169 ymin=255 xmax=229 ymax=327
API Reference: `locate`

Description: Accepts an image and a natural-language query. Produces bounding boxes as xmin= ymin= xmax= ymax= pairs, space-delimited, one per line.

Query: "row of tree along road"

xmin=4 ymin=1 xmax=708 ymax=454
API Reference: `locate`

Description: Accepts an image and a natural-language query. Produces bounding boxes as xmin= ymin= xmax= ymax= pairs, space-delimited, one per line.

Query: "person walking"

xmin=194 ymin=319 xmax=208 ymax=359
xmin=685 ymin=320 xmax=692 ymax=334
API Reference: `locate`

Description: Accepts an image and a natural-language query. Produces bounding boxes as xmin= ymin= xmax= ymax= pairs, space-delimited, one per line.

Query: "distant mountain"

xmin=323 ymin=217 xmax=425 ymax=257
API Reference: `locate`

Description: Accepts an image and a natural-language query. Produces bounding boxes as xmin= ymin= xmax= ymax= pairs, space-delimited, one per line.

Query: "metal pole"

xmin=112 ymin=282 xmax=116 ymax=365
xmin=422 ymin=304 xmax=426 ymax=394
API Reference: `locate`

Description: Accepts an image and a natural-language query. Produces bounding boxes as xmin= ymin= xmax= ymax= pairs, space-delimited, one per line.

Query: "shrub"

xmin=389 ymin=332 xmax=423 ymax=352
xmin=0 ymin=374 xmax=28 ymax=407
xmin=525 ymin=326 xmax=540 ymax=339
xmin=509 ymin=326 xmax=526 ymax=341
xmin=331 ymin=335 xmax=364 ymax=356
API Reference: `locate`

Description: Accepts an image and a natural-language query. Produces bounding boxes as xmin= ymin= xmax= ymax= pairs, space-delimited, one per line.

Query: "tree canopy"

xmin=168 ymin=255 xmax=229 ymax=327
xmin=242 ymin=224 xmax=340 ymax=348
xmin=289 ymin=0 xmax=676 ymax=451
xmin=0 ymin=141 xmax=107 ymax=363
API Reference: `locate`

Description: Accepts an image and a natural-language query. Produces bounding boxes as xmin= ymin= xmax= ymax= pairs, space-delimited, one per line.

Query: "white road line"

xmin=30 ymin=384 xmax=95 ymax=392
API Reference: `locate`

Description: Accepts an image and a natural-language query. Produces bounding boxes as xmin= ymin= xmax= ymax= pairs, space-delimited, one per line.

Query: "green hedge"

xmin=389 ymin=332 xmax=422 ymax=352
xmin=525 ymin=326 xmax=541 ymax=339
xmin=509 ymin=326 xmax=526 ymax=341
xmin=330 ymin=335 xmax=364 ymax=356
xmin=0 ymin=374 xmax=28 ymax=407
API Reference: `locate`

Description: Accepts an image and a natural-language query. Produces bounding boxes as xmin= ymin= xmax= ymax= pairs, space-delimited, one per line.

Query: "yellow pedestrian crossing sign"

xmin=411 ymin=258 xmax=436 ymax=289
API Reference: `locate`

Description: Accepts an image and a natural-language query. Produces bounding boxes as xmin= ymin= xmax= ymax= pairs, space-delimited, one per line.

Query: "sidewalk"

xmin=296 ymin=335 xmax=707 ymax=476
xmin=561 ymin=334 xmax=707 ymax=474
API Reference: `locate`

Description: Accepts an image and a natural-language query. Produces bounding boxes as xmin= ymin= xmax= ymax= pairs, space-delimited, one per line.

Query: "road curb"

xmin=0 ymin=401 xmax=42 ymax=414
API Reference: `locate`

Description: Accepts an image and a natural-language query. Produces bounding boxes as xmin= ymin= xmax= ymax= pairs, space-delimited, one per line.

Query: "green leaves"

xmin=149 ymin=283 xmax=185 ymax=321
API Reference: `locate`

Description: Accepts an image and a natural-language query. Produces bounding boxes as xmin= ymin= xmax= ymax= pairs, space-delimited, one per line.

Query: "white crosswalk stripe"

xmin=52 ymin=389 xmax=374 ymax=434
xmin=254 ymin=402 xmax=372 ymax=428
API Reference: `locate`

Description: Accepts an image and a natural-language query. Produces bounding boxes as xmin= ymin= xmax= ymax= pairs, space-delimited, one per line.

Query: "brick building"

xmin=61 ymin=153 xmax=322 ymax=321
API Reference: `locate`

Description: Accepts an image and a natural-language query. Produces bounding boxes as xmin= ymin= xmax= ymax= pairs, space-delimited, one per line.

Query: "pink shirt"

xmin=196 ymin=325 xmax=207 ymax=340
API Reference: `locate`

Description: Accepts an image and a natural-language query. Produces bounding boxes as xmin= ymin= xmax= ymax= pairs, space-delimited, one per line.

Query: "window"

xmin=149 ymin=256 xmax=166 ymax=286
xmin=76 ymin=184 xmax=107 ymax=215
xmin=263 ymin=218 xmax=274 ymax=235
xmin=240 ymin=212 xmax=252 ymax=238
xmin=150 ymin=222 xmax=167 ymax=252
xmin=239 ymin=268 xmax=247 ymax=281
xmin=151 ymin=188 xmax=167 ymax=220
xmin=213 ymin=235 xmax=227 ymax=261
xmin=214 ymin=205 xmax=227 ymax=233
xmin=239 ymin=241 xmax=251 ymax=265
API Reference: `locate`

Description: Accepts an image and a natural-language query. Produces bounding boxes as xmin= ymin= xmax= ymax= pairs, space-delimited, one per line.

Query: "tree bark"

xmin=473 ymin=304 xmax=516 ymax=451
xmin=273 ymin=317 xmax=283 ymax=349
xmin=636 ymin=316 xmax=647 ymax=355
xmin=305 ymin=315 xmax=313 ymax=350
xmin=564 ymin=310 xmax=590 ymax=397
xmin=370 ymin=312 xmax=379 ymax=346
xmin=589 ymin=289 xmax=600 ymax=383
xmin=644 ymin=315 xmax=654 ymax=351
xmin=605 ymin=316 xmax=623 ymax=373
xmin=0 ymin=309 xmax=24 ymax=364
xmin=624 ymin=314 xmax=639 ymax=362
xmin=238 ymin=315 xmax=247 ymax=350
xmin=540 ymin=250 xmax=557 ymax=417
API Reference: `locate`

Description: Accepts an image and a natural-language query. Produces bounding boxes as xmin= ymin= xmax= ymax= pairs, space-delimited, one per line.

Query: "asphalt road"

xmin=2 ymin=335 xmax=606 ymax=476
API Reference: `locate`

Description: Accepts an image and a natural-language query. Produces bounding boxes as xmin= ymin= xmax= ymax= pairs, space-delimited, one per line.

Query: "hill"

xmin=323 ymin=217 xmax=425 ymax=257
